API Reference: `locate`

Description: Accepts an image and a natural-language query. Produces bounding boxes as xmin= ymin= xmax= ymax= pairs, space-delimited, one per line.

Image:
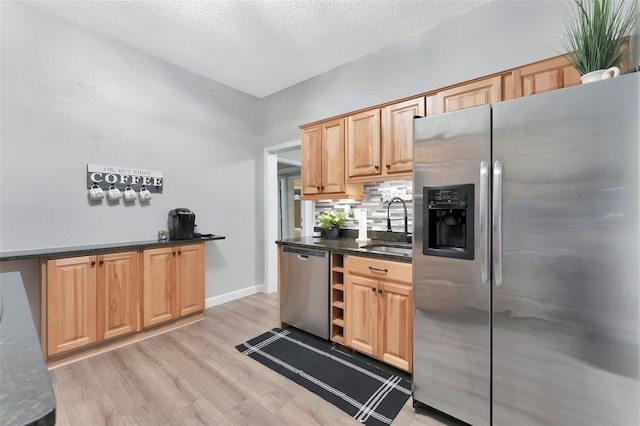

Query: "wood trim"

xmin=300 ymin=183 xmax=364 ymax=201
xmin=40 ymin=259 xmax=47 ymax=356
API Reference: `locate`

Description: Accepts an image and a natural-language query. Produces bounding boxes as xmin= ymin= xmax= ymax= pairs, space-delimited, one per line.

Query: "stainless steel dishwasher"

xmin=279 ymin=245 xmax=329 ymax=339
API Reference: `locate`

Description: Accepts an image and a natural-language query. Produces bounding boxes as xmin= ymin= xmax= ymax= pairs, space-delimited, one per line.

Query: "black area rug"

xmin=236 ymin=328 xmax=411 ymax=425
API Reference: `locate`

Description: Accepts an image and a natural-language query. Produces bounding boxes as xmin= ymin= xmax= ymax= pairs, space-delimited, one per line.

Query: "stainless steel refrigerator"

xmin=412 ymin=73 xmax=639 ymax=426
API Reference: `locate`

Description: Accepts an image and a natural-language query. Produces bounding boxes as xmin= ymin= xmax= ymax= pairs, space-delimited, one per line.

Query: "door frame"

xmin=264 ymin=141 xmax=313 ymax=294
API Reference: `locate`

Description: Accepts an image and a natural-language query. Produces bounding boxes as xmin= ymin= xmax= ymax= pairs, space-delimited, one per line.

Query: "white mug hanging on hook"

xmin=123 ymin=185 xmax=137 ymax=202
xmin=107 ymin=185 xmax=122 ymax=201
xmin=88 ymin=184 xmax=104 ymax=201
xmin=138 ymin=186 xmax=152 ymax=201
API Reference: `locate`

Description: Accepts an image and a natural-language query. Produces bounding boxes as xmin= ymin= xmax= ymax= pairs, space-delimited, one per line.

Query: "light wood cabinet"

xmin=346 ymin=98 xmax=424 ymax=182
xmin=46 ymin=256 xmax=98 ymax=356
xmin=45 ymin=251 xmax=140 ymax=357
xmin=143 ymin=243 xmax=204 ymax=328
xmin=345 ymin=255 xmax=413 ymax=372
xmin=435 ymin=75 xmax=502 ymax=114
xmin=300 ymin=124 xmax=324 ymax=196
xmin=347 ymin=109 xmax=381 ymax=179
xmin=301 ymin=119 xmax=364 ymax=200
xmin=511 ymin=55 xmax=581 ymax=98
xmin=381 ymin=97 xmax=425 ymax=176
xmin=97 ymin=251 xmax=140 ymax=341
xmin=176 ymin=244 xmax=205 ymax=317
xmin=346 ymin=273 xmax=378 ymax=357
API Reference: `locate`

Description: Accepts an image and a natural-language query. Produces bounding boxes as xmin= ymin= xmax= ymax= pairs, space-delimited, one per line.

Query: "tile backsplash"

xmin=315 ymin=180 xmax=413 ymax=232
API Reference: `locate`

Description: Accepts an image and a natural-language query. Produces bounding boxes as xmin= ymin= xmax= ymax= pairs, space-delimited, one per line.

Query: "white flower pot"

xmin=580 ymin=67 xmax=620 ymax=84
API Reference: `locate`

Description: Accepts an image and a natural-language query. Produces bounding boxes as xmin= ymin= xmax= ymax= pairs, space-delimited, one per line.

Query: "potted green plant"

xmin=560 ymin=0 xmax=638 ymax=84
xmin=318 ymin=211 xmax=345 ymax=239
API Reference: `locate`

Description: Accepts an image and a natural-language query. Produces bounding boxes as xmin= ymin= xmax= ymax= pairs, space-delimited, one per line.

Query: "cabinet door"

xmin=513 ymin=55 xmax=581 ymax=98
xmin=143 ymin=247 xmax=176 ymax=328
xmin=97 ymin=251 xmax=140 ymax=341
xmin=345 ymin=274 xmax=378 ymax=357
xmin=347 ymin=109 xmax=381 ymax=178
xmin=176 ymin=244 xmax=205 ymax=317
xmin=435 ymin=76 xmax=502 ymax=114
xmin=322 ymin=118 xmax=346 ymax=194
xmin=382 ymin=98 xmax=424 ymax=175
xmin=47 ymin=256 xmax=97 ymax=356
xmin=301 ymin=125 xmax=323 ymax=195
xmin=379 ymin=281 xmax=413 ymax=372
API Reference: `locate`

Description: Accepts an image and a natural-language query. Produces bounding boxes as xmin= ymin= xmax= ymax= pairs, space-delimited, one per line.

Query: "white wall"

xmin=260 ymin=0 xmax=640 ymax=146
xmin=0 ymin=1 xmax=264 ymax=299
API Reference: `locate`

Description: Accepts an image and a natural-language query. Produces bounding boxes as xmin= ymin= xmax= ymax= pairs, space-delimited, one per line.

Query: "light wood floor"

xmin=50 ymin=292 xmax=459 ymax=425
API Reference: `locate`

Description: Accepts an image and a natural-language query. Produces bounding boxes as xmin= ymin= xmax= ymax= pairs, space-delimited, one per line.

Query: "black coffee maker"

xmin=168 ymin=208 xmax=196 ymax=240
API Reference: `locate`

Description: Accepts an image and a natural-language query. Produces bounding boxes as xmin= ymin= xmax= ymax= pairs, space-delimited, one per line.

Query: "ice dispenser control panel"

xmin=423 ymin=184 xmax=474 ymax=260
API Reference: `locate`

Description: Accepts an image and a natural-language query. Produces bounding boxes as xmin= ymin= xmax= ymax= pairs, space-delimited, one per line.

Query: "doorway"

xmin=264 ymin=142 xmax=314 ymax=294
xmin=278 ymin=162 xmax=301 ymax=240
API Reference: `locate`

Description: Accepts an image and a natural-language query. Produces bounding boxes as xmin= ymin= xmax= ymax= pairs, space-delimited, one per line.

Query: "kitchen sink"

xmin=362 ymin=243 xmax=412 ymax=257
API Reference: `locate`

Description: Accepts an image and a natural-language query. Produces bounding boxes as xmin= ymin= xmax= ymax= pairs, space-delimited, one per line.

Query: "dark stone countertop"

xmin=277 ymin=231 xmax=412 ymax=264
xmin=0 ymin=234 xmax=226 ymax=262
xmin=0 ymin=272 xmax=56 ymax=426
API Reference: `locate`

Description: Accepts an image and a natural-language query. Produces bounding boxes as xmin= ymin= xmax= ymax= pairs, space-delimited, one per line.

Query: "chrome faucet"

xmin=387 ymin=197 xmax=410 ymax=242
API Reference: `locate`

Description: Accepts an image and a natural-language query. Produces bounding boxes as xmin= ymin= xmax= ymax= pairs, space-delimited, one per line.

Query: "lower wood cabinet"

xmin=142 ymin=243 xmax=204 ymax=328
xmin=45 ymin=251 xmax=140 ymax=357
xmin=43 ymin=242 xmax=205 ymax=358
xmin=344 ymin=255 xmax=413 ymax=372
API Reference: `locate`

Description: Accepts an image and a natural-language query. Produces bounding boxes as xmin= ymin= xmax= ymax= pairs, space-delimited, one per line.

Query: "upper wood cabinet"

xmin=322 ymin=119 xmax=348 ymax=195
xmin=381 ymin=97 xmax=425 ymax=175
xmin=511 ymin=56 xmax=581 ymax=98
xmin=509 ymin=41 xmax=628 ymax=99
xmin=301 ymin=119 xmax=363 ymax=200
xmin=301 ymin=124 xmax=323 ymax=196
xmin=143 ymin=243 xmax=204 ymax=328
xmin=300 ymin=50 xmax=631 ymax=188
xmin=45 ymin=250 xmax=140 ymax=357
xmin=346 ymin=97 xmax=424 ymax=182
xmin=347 ymin=109 xmax=381 ymax=178
xmin=435 ymin=76 xmax=502 ymax=114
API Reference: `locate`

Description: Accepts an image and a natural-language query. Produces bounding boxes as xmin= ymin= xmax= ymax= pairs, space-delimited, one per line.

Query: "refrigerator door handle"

xmin=480 ymin=161 xmax=490 ymax=284
xmin=493 ymin=160 xmax=503 ymax=286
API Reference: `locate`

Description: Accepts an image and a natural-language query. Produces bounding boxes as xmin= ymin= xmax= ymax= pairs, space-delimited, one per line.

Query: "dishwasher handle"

xmin=281 ymin=245 xmax=329 ymax=258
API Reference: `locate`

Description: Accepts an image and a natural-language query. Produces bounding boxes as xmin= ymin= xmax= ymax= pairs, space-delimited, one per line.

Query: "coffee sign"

xmin=87 ymin=164 xmax=163 ymax=193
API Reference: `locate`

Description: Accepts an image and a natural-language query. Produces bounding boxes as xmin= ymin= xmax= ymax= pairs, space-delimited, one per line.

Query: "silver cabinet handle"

xmin=493 ymin=160 xmax=503 ymax=286
xmin=480 ymin=161 xmax=490 ymax=284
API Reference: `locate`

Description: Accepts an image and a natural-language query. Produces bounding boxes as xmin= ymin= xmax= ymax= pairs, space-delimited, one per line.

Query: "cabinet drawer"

xmin=345 ymin=255 xmax=411 ymax=284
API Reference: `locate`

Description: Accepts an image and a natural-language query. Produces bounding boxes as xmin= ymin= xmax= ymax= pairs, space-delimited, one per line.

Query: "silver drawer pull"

xmin=368 ymin=266 xmax=388 ymax=273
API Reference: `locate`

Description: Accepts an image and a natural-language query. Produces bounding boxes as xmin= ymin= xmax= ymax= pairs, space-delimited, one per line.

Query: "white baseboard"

xmin=205 ymin=283 xmax=266 ymax=309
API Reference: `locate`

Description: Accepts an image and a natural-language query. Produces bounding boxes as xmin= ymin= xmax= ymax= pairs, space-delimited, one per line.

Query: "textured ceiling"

xmin=21 ymin=0 xmax=488 ymax=98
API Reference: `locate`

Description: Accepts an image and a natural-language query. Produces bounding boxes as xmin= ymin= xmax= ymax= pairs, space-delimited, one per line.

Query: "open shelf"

xmin=330 ymin=253 xmax=346 ymax=344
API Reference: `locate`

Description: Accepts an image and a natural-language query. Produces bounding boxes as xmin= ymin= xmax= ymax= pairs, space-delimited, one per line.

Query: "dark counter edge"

xmin=0 ymin=235 xmax=226 ymax=262
xmin=0 ymin=271 xmax=56 ymax=426
xmin=276 ymin=237 xmax=412 ymax=263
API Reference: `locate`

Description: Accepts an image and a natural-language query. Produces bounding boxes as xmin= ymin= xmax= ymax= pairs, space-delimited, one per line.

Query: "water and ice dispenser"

xmin=423 ymin=184 xmax=474 ymax=260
